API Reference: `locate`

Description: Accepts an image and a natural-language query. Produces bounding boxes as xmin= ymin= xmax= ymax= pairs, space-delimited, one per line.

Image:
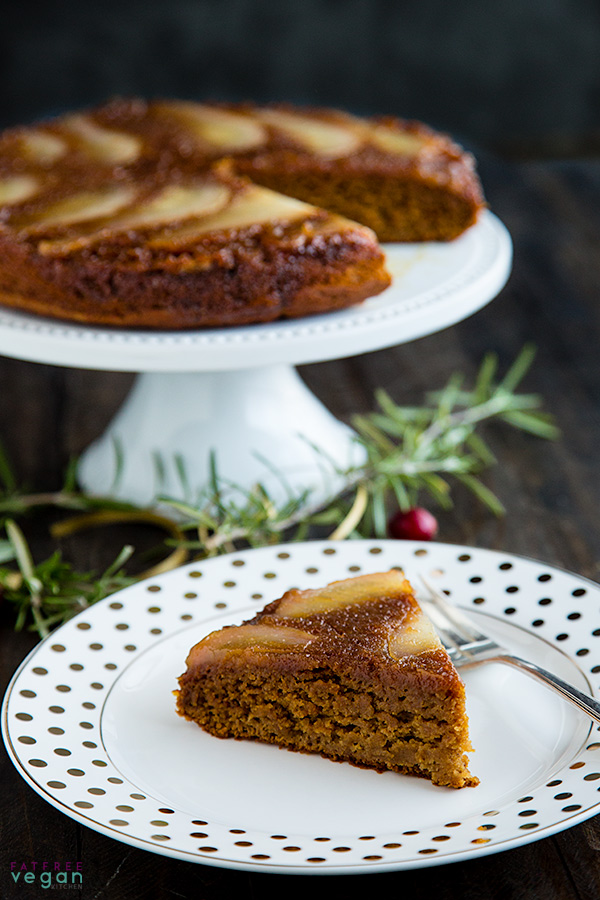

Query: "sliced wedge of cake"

xmin=176 ymin=570 xmax=477 ymax=788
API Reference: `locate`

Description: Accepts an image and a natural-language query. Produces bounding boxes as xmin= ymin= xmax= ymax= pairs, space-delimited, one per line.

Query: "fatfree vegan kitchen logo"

xmin=10 ymin=861 xmax=83 ymax=889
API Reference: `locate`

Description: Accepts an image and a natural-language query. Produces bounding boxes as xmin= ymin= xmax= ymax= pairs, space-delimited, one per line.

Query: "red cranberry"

xmin=388 ymin=507 xmax=438 ymax=541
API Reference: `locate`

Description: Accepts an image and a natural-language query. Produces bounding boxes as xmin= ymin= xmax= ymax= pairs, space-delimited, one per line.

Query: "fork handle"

xmin=491 ymin=654 xmax=600 ymax=726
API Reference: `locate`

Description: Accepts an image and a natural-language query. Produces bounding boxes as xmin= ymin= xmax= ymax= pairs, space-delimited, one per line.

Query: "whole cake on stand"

xmin=0 ymin=99 xmax=510 ymax=506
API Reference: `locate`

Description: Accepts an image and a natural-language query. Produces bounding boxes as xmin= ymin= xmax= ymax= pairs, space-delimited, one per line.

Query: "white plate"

xmin=3 ymin=539 xmax=599 ymax=875
xmin=0 ymin=212 xmax=510 ymax=371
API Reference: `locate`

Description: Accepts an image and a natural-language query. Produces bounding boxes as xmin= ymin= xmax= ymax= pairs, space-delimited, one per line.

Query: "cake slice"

xmin=176 ymin=570 xmax=477 ymax=788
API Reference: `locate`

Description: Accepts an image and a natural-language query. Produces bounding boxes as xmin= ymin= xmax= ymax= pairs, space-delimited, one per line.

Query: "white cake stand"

xmin=0 ymin=211 xmax=512 ymax=506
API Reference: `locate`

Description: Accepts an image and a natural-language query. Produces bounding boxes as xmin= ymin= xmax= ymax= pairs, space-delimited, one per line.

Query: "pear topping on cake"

xmin=36 ymin=182 xmax=232 ymax=255
xmin=23 ymin=186 xmax=137 ymax=233
xmin=36 ymin=179 xmax=315 ymax=256
xmin=60 ymin=114 xmax=142 ymax=164
xmin=189 ymin=624 xmax=314 ymax=663
xmin=255 ymin=108 xmax=362 ymax=158
xmin=110 ymin=182 xmax=232 ymax=230
xmin=148 ymin=183 xmax=318 ymax=247
xmin=19 ymin=131 xmax=67 ymax=164
xmin=274 ymin=571 xmax=412 ymax=618
xmin=157 ymin=102 xmax=267 ymax=152
xmin=387 ymin=611 xmax=442 ymax=658
xmin=369 ymin=125 xmax=428 ymax=157
xmin=0 ymin=175 xmax=40 ymax=205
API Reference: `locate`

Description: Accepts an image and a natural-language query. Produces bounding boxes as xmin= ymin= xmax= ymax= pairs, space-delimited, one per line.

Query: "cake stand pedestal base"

xmin=77 ymin=365 xmax=366 ymax=507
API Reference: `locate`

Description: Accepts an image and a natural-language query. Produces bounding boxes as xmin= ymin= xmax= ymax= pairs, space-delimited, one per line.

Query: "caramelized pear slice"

xmin=369 ymin=125 xmax=427 ymax=157
xmin=0 ymin=175 xmax=39 ymax=205
xmin=187 ymin=623 xmax=314 ymax=666
xmin=61 ymin=114 xmax=142 ymax=164
xmin=37 ymin=182 xmax=231 ymax=255
xmin=275 ymin=571 xmax=412 ymax=618
xmin=256 ymin=108 xmax=361 ymax=158
xmin=20 ymin=131 xmax=67 ymax=164
xmin=387 ymin=611 xmax=442 ymax=658
xmin=157 ymin=102 xmax=267 ymax=152
xmin=148 ymin=183 xmax=316 ymax=246
xmin=26 ymin=186 xmax=136 ymax=232
xmin=109 ymin=182 xmax=231 ymax=230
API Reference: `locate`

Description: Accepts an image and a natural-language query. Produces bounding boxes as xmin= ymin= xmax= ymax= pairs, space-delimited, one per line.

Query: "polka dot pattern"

xmin=3 ymin=539 xmax=600 ymax=874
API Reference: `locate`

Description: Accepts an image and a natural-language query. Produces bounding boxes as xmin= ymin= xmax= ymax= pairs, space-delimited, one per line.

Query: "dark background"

xmin=3 ymin=0 xmax=600 ymax=158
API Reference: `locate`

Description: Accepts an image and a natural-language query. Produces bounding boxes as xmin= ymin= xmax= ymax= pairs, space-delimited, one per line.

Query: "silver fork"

xmin=419 ymin=576 xmax=600 ymax=726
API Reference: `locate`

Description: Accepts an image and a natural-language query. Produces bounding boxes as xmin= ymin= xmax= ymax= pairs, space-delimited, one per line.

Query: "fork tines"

xmin=418 ymin=575 xmax=501 ymax=664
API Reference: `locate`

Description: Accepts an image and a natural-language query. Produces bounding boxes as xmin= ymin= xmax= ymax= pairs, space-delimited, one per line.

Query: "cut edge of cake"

xmin=176 ymin=570 xmax=478 ymax=789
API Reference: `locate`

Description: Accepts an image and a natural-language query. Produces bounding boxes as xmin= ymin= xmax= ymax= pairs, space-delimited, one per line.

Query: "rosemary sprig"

xmin=349 ymin=344 xmax=558 ymax=533
xmin=0 ymin=519 xmax=135 ymax=638
xmin=0 ymin=345 xmax=558 ymax=637
xmin=159 ymin=344 xmax=558 ymax=548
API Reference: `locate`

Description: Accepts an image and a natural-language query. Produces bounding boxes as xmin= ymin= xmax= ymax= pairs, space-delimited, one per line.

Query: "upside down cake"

xmin=0 ymin=100 xmax=484 ymax=329
xmin=176 ymin=570 xmax=477 ymax=788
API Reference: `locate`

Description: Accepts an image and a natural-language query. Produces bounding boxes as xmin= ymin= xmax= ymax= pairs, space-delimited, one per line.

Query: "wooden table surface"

xmin=2 ymin=152 xmax=600 ymax=898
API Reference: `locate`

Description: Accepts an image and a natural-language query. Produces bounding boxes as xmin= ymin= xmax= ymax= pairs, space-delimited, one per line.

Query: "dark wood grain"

xmin=3 ymin=155 xmax=600 ymax=898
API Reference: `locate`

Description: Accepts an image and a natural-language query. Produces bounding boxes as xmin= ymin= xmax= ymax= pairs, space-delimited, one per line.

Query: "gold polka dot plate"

xmin=3 ymin=539 xmax=600 ymax=874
